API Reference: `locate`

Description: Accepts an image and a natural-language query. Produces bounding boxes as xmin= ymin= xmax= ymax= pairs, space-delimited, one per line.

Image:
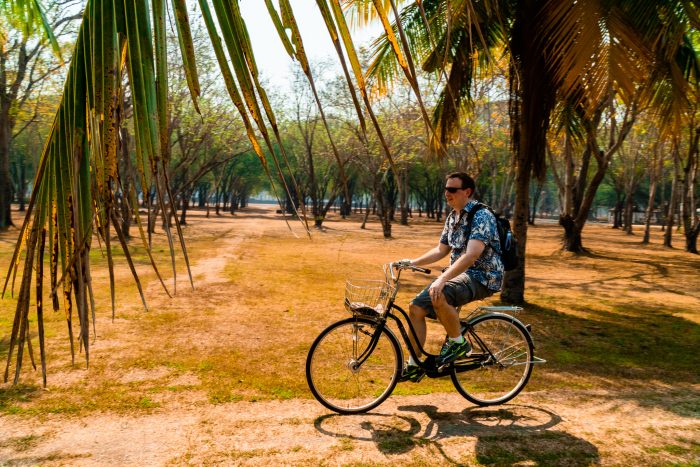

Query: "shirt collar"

xmin=454 ymin=199 xmax=478 ymax=215
xmin=451 ymin=199 xmax=479 ymax=223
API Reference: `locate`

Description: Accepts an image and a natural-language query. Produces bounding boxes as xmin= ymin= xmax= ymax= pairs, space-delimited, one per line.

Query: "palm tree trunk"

xmin=501 ymin=158 xmax=530 ymax=304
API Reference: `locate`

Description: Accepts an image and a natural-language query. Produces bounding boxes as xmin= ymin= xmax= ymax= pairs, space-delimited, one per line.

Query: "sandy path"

xmin=2 ymin=389 xmax=698 ymax=465
xmin=1 ymin=206 xmax=698 ymax=466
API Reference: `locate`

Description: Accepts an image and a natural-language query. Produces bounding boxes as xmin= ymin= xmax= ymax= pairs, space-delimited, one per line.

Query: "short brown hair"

xmin=446 ymin=172 xmax=475 ymax=193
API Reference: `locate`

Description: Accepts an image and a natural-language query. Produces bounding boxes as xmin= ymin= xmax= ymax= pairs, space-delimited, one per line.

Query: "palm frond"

xmin=5 ymin=0 xmax=312 ymax=385
xmin=265 ymin=0 xmax=352 ymax=209
xmin=326 ymin=0 xmax=399 ymax=171
xmin=1 ymin=0 xmax=62 ymax=61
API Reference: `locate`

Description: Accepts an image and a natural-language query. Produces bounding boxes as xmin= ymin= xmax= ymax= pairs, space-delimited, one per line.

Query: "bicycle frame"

xmin=350 ymin=263 xmax=541 ymax=377
xmin=360 ymin=303 xmax=492 ymax=377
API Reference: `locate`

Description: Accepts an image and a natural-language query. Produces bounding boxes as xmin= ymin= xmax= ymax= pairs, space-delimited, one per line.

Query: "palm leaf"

xmin=1 ymin=0 xmax=63 ymax=61
xmin=171 ymin=0 xmax=201 ymax=114
xmin=2 ymin=0 xmax=192 ymax=384
xmin=208 ymin=0 xmax=309 ymax=232
xmin=327 ymin=0 xmax=398 ymax=172
xmin=265 ymin=0 xmax=352 ymax=211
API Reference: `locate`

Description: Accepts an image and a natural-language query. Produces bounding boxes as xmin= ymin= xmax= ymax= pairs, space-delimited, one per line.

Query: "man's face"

xmin=444 ymin=177 xmax=472 ymax=210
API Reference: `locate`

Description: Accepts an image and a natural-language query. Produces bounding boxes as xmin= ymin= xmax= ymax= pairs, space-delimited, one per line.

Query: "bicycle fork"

xmin=350 ymin=320 xmax=386 ymax=371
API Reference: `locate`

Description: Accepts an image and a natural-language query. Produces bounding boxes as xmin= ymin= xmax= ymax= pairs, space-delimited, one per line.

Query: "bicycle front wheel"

xmin=306 ymin=317 xmax=402 ymax=414
xmin=451 ymin=313 xmax=534 ymax=406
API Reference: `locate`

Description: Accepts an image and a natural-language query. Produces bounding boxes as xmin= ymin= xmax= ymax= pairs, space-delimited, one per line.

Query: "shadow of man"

xmin=314 ymin=404 xmax=599 ymax=465
xmin=399 ymin=404 xmax=600 ymax=466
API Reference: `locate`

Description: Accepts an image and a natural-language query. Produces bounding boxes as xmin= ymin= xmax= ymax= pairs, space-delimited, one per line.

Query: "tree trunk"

xmin=642 ymin=151 xmax=663 ymax=244
xmin=198 ymin=185 xmax=206 ymax=208
xmin=148 ymin=205 xmax=159 ymax=235
xmin=563 ymin=132 xmax=575 ymax=215
xmin=682 ymin=127 xmax=699 ymax=253
xmin=375 ymin=181 xmax=392 ymax=238
xmin=17 ymin=154 xmax=26 ymax=212
xmin=612 ymin=198 xmax=623 ymax=229
xmin=623 ymin=193 xmax=634 ymax=234
xmin=118 ymin=127 xmax=133 ymax=239
xmin=664 ymin=144 xmax=680 ymax=248
xmin=180 ymin=196 xmax=189 ymax=225
xmin=529 ymin=179 xmax=543 ymax=225
xmin=558 ymin=214 xmax=584 ymax=252
xmin=361 ymin=199 xmax=374 ymax=230
xmin=0 ymin=104 xmax=14 ymax=230
xmin=399 ymin=169 xmax=408 ymax=226
xmin=501 ymin=159 xmax=530 ymax=304
xmin=687 ymin=223 xmax=700 ymax=254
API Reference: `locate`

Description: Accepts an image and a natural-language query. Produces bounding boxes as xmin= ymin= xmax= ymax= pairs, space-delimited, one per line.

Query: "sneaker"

xmin=399 ymin=364 xmax=425 ymax=383
xmin=437 ymin=338 xmax=472 ymax=365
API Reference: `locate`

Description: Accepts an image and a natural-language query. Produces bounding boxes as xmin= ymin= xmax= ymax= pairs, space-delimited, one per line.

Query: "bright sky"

xmin=238 ymin=0 xmax=381 ymax=92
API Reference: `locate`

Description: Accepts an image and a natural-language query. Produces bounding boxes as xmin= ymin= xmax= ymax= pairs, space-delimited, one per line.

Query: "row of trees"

xmin=1 ymin=0 xmax=698 ymax=383
xmin=5 ymin=10 xmax=698 ymax=251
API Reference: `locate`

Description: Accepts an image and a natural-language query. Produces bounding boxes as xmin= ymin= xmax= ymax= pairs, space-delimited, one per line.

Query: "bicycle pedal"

xmin=436 ymin=363 xmax=451 ymax=372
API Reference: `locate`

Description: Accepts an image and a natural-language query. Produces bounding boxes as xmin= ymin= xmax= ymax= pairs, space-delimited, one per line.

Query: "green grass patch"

xmin=138 ymin=397 xmax=159 ymax=409
xmin=0 ymin=384 xmax=40 ymax=412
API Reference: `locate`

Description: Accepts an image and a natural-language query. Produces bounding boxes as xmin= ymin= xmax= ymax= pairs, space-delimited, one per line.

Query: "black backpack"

xmin=465 ymin=203 xmax=519 ymax=271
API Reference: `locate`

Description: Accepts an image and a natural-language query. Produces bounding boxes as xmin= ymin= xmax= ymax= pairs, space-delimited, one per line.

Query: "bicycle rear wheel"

xmin=306 ymin=317 xmax=402 ymax=414
xmin=451 ymin=313 xmax=534 ymax=406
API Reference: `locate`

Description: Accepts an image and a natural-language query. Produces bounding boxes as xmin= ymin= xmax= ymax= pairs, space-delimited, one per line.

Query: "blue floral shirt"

xmin=439 ymin=200 xmax=504 ymax=291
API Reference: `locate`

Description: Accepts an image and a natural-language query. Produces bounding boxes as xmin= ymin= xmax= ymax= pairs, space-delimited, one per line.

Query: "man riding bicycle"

xmin=397 ymin=172 xmax=503 ymax=382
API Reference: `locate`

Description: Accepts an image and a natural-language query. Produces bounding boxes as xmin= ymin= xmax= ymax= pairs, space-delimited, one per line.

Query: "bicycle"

xmin=305 ymin=262 xmax=546 ymax=414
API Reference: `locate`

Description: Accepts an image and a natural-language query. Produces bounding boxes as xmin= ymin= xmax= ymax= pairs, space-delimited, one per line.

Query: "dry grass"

xmin=1 ymin=205 xmax=699 ymax=465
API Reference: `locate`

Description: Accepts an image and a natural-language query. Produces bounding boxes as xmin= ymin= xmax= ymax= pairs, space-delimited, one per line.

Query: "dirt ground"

xmin=1 ymin=205 xmax=698 ymax=466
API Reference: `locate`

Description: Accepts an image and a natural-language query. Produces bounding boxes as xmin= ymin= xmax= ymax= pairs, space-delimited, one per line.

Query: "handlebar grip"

xmin=413 ymin=267 xmax=431 ymax=274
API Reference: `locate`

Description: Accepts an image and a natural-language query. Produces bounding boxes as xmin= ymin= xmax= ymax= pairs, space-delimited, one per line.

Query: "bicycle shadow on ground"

xmin=314 ymin=404 xmax=599 ymax=466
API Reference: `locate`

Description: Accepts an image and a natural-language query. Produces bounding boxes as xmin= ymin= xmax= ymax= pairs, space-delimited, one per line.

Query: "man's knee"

xmin=431 ymin=291 xmax=451 ymax=312
xmin=409 ymin=302 xmax=428 ymax=319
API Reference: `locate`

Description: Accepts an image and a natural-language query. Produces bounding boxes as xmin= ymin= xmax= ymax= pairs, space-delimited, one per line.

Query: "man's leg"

xmin=435 ymin=273 xmax=490 ymax=336
xmin=408 ymin=303 xmax=429 ymax=357
xmin=408 ymin=286 xmax=435 ymax=359
xmin=432 ymin=274 xmax=491 ymax=364
xmin=432 ymin=294 xmax=462 ymax=339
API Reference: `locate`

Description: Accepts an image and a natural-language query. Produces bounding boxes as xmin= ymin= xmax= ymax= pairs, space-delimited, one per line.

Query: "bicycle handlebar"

xmin=411 ymin=266 xmax=431 ymax=275
xmin=387 ymin=262 xmax=431 ymax=282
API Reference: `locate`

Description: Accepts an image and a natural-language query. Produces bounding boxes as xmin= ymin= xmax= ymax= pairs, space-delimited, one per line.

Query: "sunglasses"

xmin=444 ymin=186 xmax=465 ymax=193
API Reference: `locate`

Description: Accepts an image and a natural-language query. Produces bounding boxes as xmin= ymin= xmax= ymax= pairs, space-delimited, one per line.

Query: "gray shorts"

xmin=410 ymin=273 xmax=493 ymax=319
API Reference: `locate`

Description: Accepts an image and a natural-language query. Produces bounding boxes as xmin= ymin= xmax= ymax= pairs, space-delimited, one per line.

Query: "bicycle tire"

xmin=306 ymin=317 xmax=402 ymax=414
xmin=451 ymin=313 xmax=534 ymax=406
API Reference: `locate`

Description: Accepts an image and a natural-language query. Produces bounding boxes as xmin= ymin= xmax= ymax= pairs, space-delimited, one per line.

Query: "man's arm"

xmin=428 ymin=239 xmax=486 ymax=301
xmin=406 ymin=243 xmax=451 ymax=267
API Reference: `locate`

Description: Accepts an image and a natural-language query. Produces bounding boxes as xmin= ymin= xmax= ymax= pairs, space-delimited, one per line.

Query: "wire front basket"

xmin=344 ymin=279 xmax=396 ymax=317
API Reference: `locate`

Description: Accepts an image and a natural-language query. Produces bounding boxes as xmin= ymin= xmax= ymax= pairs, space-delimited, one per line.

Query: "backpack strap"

xmin=466 ymin=202 xmax=501 ymax=253
xmin=464 ymin=202 xmax=486 ymax=237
